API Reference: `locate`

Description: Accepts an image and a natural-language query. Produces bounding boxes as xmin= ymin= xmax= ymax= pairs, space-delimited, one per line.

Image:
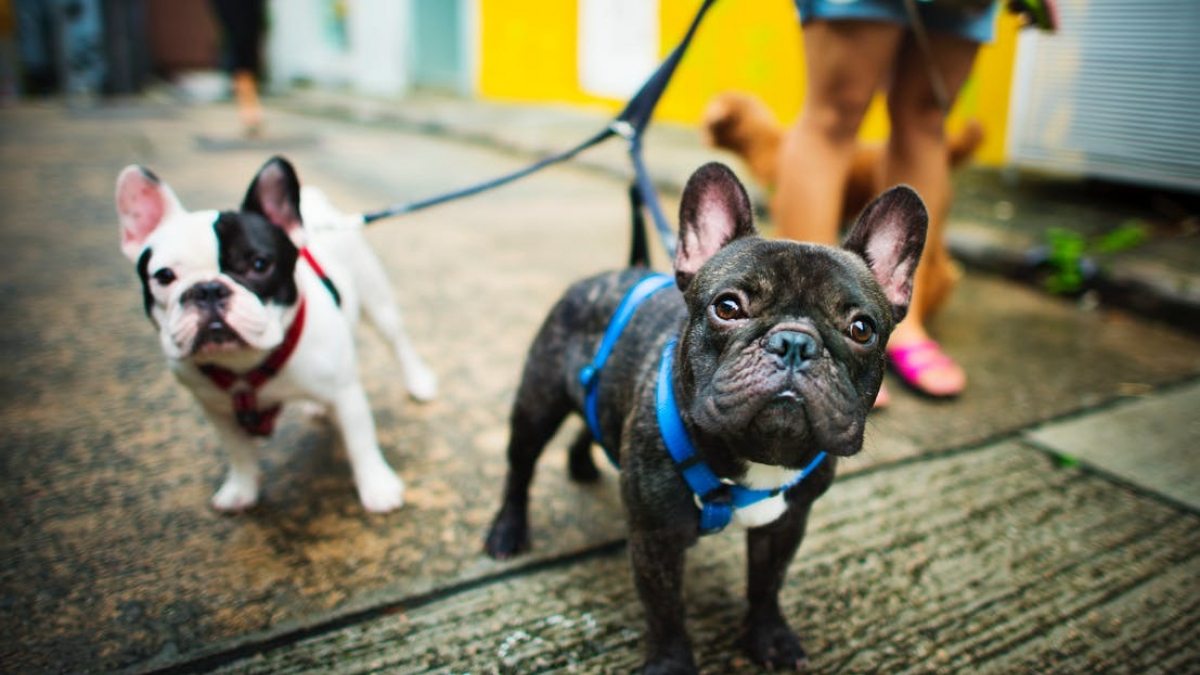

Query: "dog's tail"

xmin=701 ymin=91 xmax=782 ymax=190
xmin=948 ymin=118 xmax=985 ymax=169
xmin=701 ymin=91 xmax=985 ymax=193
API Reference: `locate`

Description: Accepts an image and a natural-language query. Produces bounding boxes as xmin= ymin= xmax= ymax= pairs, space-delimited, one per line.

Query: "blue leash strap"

xmin=581 ymin=273 xmax=676 ymax=461
xmin=655 ymin=339 xmax=828 ymax=534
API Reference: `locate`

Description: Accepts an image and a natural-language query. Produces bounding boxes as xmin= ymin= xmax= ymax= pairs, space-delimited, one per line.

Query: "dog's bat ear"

xmin=842 ymin=185 xmax=929 ymax=323
xmin=674 ymin=162 xmax=757 ymax=291
xmin=243 ymin=156 xmax=305 ymax=245
xmin=116 ymin=165 xmax=185 ymax=261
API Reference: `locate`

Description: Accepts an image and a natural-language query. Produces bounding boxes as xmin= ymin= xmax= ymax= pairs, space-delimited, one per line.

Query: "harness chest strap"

xmin=655 ymin=339 xmax=828 ymax=534
xmin=580 ymin=273 xmax=676 ymax=460
xmin=200 ymin=299 xmax=306 ymax=436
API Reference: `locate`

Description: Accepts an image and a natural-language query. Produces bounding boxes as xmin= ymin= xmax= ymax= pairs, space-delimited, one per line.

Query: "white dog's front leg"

xmin=331 ymin=383 xmax=405 ymax=513
xmin=207 ymin=414 xmax=262 ymax=512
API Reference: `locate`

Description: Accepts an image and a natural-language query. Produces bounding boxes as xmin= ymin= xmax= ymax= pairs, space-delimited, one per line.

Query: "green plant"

xmin=1043 ymin=221 xmax=1149 ymax=294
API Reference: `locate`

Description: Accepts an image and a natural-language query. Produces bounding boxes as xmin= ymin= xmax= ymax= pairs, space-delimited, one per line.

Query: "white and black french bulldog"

xmin=484 ymin=163 xmax=927 ymax=672
xmin=116 ymin=156 xmax=437 ymax=513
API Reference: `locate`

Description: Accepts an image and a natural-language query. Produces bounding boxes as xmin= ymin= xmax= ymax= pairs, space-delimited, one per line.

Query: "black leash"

xmin=360 ymin=0 xmax=719 ymax=261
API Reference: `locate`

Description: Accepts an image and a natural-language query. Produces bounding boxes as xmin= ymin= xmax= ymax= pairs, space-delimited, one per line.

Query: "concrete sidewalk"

xmin=0 ymin=93 xmax=1197 ymax=675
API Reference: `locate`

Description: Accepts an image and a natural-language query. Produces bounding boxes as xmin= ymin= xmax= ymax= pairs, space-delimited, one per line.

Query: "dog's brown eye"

xmin=153 ymin=268 xmax=176 ymax=285
xmin=713 ymin=295 xmax=745 ymax=321
xmin=847 ymin=318 xmax=875 ymax=345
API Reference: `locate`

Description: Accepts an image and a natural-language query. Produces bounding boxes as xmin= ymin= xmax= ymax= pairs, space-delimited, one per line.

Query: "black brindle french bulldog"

xmin=484 ymin=162 xmax=927 ymax=673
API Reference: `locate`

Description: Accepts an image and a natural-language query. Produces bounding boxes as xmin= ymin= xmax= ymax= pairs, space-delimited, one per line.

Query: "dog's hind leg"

xmin=483 ymin=373 xmax=574 ymax=559
xmin=567 ymin=427 xmax=600 ymax=483
xmin=352 ymin=250 xmax=438 ymax=402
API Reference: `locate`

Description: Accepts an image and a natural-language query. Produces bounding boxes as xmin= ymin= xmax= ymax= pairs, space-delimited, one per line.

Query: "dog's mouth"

xmin=749 ymin=386 xmax=810 ymax=430
xmin=192 ymin=318 xmax=247 ymax=354
xmin=699 ymin=369 xmax=866 ymax=460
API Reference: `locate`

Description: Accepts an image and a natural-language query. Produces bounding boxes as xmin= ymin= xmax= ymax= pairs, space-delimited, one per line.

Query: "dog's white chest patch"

xmin=732 ymin=493 xmax=789 ymax=529
xmin=730 ymin=461 xmax=803 ymax=529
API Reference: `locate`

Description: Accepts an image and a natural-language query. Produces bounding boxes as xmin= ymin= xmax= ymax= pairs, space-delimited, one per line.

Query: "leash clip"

xmin=580 ymin=364 xmax=598 ymax=389
xmin=609 ymin=120 xmax=636 ymax=141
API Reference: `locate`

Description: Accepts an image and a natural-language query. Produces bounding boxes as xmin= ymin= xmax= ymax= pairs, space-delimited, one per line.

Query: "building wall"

xmin=145 ymin=0 xmax=219 ymax=75
xmin=266 ymin=0 xmax=413 ymax=95
xmin=477 ymin=0 xmax=1022 ymax=165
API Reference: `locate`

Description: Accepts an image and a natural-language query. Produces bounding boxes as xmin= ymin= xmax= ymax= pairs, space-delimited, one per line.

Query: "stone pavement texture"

xmin=0 ymin=94 xmax=1197 ymax=675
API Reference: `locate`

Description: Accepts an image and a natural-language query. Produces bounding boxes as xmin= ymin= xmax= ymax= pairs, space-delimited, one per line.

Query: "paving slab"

xmin=206 ymin=442 xmax=1200 ymax=675
xmin=1 ymin=98 xmax=1199 ymax=675
xmin=1024 ymin=380 xmax=1200 ymax=512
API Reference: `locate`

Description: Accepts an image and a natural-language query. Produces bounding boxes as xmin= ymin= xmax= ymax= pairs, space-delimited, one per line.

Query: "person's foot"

xmin=240 ymin=107 xmax=263 ymax=138
xmin=887 ymin=324 xmax=966 ymax=398
xmin=873 ymin=382 xmax=891 ymax=409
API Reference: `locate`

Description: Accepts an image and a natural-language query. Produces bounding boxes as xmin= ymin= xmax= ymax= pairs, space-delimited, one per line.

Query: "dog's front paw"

xmin=404 ymin=363 xmax=438 ymax=403
xmin=212 ymin=473 xmax=260 ymax=512
xmin=355 ymin=467 xmax=405 ymax=513
xmin=744 ymin=620 xmax=808 ymax=671
xmin=483 ymin=508 xmax=529 ymax=560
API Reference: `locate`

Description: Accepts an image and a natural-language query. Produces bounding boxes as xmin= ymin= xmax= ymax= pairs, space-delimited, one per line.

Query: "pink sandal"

xmin=887 ymin=340 xmax=965 ymax=398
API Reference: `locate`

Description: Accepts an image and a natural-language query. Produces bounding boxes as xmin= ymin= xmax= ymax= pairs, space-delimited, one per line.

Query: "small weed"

xmin=1043 ymin=221 xmax=1149 ymax=294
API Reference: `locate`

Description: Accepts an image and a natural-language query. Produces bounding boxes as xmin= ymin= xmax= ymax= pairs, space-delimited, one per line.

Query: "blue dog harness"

xmin=579 ymin=272 xmax=828 ymax=534
xmin=656 ymin=340 xmax=827 ymax=534
xmin=580 ymin=273 xmax=676 ymax=460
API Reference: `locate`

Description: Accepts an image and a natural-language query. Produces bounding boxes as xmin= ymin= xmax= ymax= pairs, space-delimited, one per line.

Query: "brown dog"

xmin=702 ymin=91 xmax=982 ymax=320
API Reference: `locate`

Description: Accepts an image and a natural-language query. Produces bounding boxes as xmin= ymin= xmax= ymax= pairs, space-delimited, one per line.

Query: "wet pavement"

xmin=0 ymin=93 xmax=1197 ymax=675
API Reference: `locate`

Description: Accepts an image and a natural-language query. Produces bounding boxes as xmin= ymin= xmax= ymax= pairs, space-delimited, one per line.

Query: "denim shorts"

xmin=795 ymin=0 xmax=999 ymax=43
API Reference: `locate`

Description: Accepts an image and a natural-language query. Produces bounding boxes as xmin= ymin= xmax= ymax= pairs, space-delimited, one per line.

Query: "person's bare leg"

xmin=773 ymin=20 xmax=904 ymax=245
xmin=774 ymin=20 xmax=902 ymax=407
xmin=232 ymin=70 xmax=263 ymax=137
xmin=882 ymin=32 xmax=979 ymax=396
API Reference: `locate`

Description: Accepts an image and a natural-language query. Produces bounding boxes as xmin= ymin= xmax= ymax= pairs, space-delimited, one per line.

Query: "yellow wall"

xmin=478 ymin=0 xmax=1021 ymax=165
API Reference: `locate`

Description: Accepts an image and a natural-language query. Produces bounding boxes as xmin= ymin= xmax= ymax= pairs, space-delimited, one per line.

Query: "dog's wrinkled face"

xmin=117 ymin=158 xmax=305 ymax=363
xmin=671 ymin=163 xmax=928 ymax=466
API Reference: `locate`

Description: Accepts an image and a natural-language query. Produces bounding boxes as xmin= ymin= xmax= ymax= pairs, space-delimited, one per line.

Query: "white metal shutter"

xmin=1007 ymin=0 xmax=1200 ymax=192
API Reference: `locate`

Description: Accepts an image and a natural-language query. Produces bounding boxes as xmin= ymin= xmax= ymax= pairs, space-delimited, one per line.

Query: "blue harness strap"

xmin=655 ymin=339 xmax=828 ymax=534
xmin=580 ymin=273 xmax=675 ymax=463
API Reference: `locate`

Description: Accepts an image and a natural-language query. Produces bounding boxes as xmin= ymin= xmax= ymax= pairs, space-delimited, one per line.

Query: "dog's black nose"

xmin=766 ymin=330 xmax=819 ymax=370
xmin=182 ymin=281 xmax=232 ymax=308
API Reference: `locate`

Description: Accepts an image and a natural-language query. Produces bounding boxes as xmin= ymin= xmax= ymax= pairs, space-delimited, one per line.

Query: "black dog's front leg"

xmin=743 ymin=500 xmax=814 ymax=670
xmin=629 ymin=528 xmax=697 ymax=675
